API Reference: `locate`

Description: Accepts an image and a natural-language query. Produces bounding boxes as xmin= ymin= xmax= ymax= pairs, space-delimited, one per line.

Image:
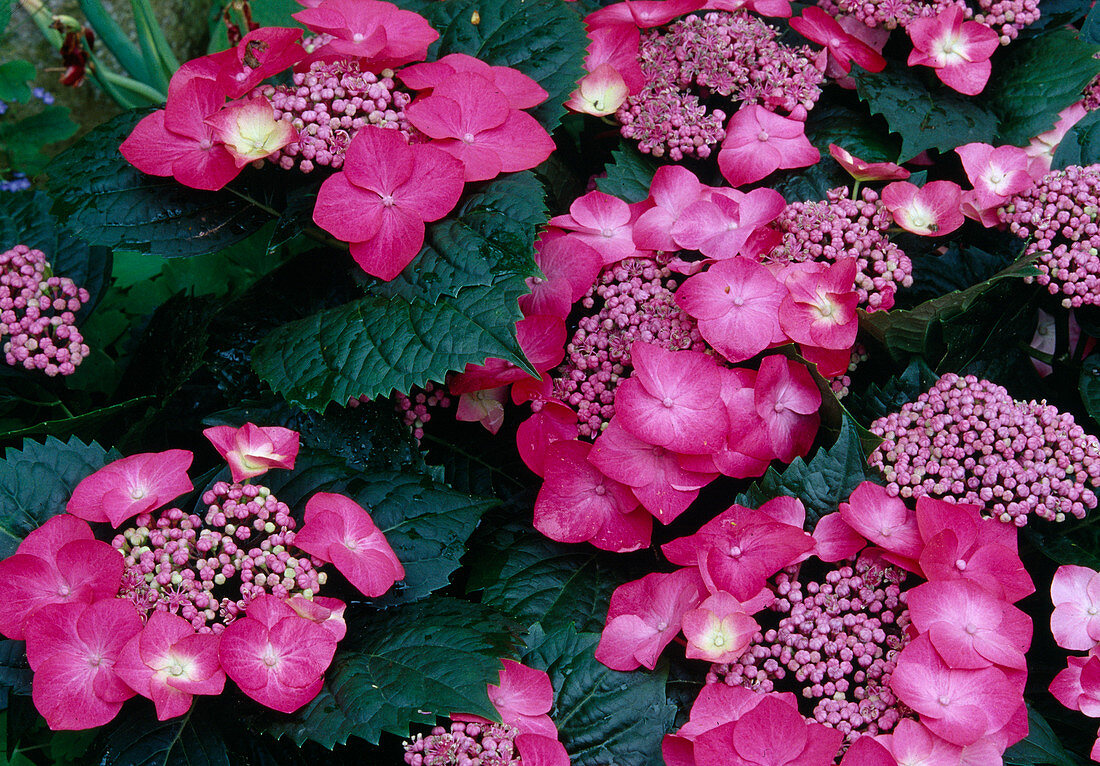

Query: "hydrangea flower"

xmin=202 ymin=422 xmax=300 ymax=482
xmin=906 ymin=6 xmax=1000 ymax=96
xmin=67 ymin=449 xmax=194 ymax=527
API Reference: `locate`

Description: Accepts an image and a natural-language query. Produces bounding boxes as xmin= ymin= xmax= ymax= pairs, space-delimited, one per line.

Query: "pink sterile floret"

xmin=205 ymin=96 xmax=296 ymax=167
xmin=882 ymin=180 xmax=964 ymax=236
xmin=533 ymin=439 xmax=651 ymax=552
xmin=828 ymin=144 xmax=909 ymax=182
xmin=671 ymin=188 xmax=787 ymax=260
xmin=790 ymin=7 xmax=886 ymax=75
xmin=955 ymin=142 xmax=1035 ymax=227
xmin=614 ymin=341 xmax=729 ymax=455
xmin=595 ymin=568 xmax=705 ymax=671
xmin=120 ymin=70 xmax=241 ymax=191
xmin=292 ymin=0 xmax=438 ymax=69
xmin=906 ymin=6 xmax=1000 ymax=96
xmin=1050 ymin=564 xmax=1100 ymax=651
xmin=519 ymin=232 xmax=603 ymax=319
xmin=114 ymin=611 xmax=225 ymax=720
xmin=312 ymin=125 xmax=465 ymax=281
xmin=675 ymin=256 xmax=785 ymax=363
xmin=879 ymin=717 xmax=1002 ymax=766
xmin=779 ymin=257 xmax=860 ymax=352
xmin=585 ymin=0 xmax=704 ymax=29
xmin=405 ymin=73 xmax=555 ymax=183
xmin=838 ymin=480 xmax=923 ymax=566
xmin=202 ymin=422 xmax=300 ymax=482
xmin=285 ymin=594 xmax=347 ymax=640
xmin=24 ymin=598 xmax=142 ymax=730
xmin=633 ymin=165 xmax=709 ymax=252
xmin=218 ymin=594 xmax=337 ymax=713
xmin=753 ymin=354 xmax=821 ymax=463
xmin=681 ymin=591 xmax=760 ymax=663
xmin=515 ymin=400 xmax=579 ymax=477
xmin=182 ymin=26 xmax=305 ymax=99
xmin=1050 ymin=655 xmax=1100 ymax=718
xmin=67 ymin=449 xmax=193 ymax=527
xmin=547 ymin=191 xmax=643 ymax=265
xmin=890 ymin=633 xmax=1022 ymax=746
xmin=717 ymin=105 xmax=820 ymax=188
xmin=293 ymin=491 xmax=404 ymax=598
xmin=516 ymin=734 xmax=570 ymax=766
xmin=567 ymin=63 xmax=630 ymax=117
xmin=0 ymin=514 xmax=123 ymax=640
xmin=400 ymin=53 xmax=548 ymax=110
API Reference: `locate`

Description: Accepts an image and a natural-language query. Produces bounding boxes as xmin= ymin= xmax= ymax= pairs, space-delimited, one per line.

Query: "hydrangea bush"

xmin=2 ymin=0 xmax=1100 ymax=762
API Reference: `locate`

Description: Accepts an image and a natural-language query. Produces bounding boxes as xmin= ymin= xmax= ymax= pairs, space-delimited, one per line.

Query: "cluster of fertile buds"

xmin=0 ymin=244 xmax=90 ymax=377
xmin=257 ymin=61 xmax=413 ymax=173
xmin=869 ymin=373 xmax=1100 ymax=525
xmin=999 ymin=164 xmax=1100 ymax=308
xmin=817 ymin=0 xmax=1038 ymax=43
xmin=616 ymin=483 xmax=1032 ymax=762
xmin=1049 ymin=565 xmax=1100 ymax=761
xmin=403 ymin=722 xmax=521 ymax=766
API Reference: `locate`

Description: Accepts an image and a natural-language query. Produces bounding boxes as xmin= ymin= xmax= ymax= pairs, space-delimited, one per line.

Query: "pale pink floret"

xmin=633 ymin=165 xmax=709 ymax=252
xmin=595 ymin=568 xmax=705 ymax=671
xmin=67 ymin=449 xmax=193 ymax=527
xmin=828 ymin=143 xmax=909 ymax=182
xmin=399 ymin=54 xmax=548 ymax=110
xmin=890 ymin=633 xmax=1021 ymax=746
xmin=547 ymin=191 xmax=642 ymax=265
xmin=312 ymin=125 xmax=465 ymax=281
xmin=406 ymin=73 xmax=555 ymax=182
xmin=753 ymin=355 xmax=820 ymax=463
xmin=533 ymin=439 xmax=651 ymax=552
xmin=717 ymin=105 xmax=820 ymax=188
xmin=582 ymin=24 xmax=646 ymax=95
xmin=675 ymin=256 xmax=785 ymax=363
xmin=692 ymin=693 xmax=844 ymax=766
xmin=455 ymin=387 xmax=510 ymax=434
xmin=790 ymin=7 xmax=886 ymax=75
xmin=114 ymin=611 xmax=225 ymax=721
xmin=293 ymin=492 xmax=404 ymax=598
xmin=907 ymin=580 xmax=1031 ymax=669
xmin=879 ymin=718 xmax=999 ymax=766
xmin=906 ymin=6 xmax=1000 ymax=96
xmin=205 ymin=96 xmax=296 ymax=167
xmin=779 ymin=258 xmax=860 ymax=351
xmin=882 ymin=180 xmax=964 ymax=237
xmin=0 ymin=515 xmax=123 ymax=640
xmin=614 ymin=342 xmax=729 ymax=454
xmin=292 ymin=0 xmax=438 ymax=69
xmin=671 ymin=188 xmax=786 ymax=260
xmin=956 ymin=142 xmax=1035 ymax=226
xmin=681 ymin=591 xmax=759 ymax=663
xmin=567 ymin=63 xmax=629 ymax=117
xmin=1050 ymin=564 xmax=1100 ymax=651
xmin=1027 ymin=102 xmax=1087 ymax=171
xmin=202 ymin=422 xmax=299 ymax=482
xmin=24 ymin=598 xmax=142 ymax=730
xmin=218 ymin=595 xmax=337 ymax=714
xmin=584 ymin=0 xmax=704 ymax=30
xmin=1050 ymin=655 xmax=1100 ymax=718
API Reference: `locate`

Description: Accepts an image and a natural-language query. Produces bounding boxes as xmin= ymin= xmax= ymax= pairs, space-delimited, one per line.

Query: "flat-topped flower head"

xmin=312 ymin=125 xmax=465 ymax=280
xmin=114 ymin=611 xmax=225 ymax=720
xmin=293 ymin=491 xmax=404 ymax=598
xmin=67 ymin=449 xmax=193 ymax=527
xmin=718 ymin=105 xmax=820 ymax=188
xmin=206 ymin=97 xmax=296 ymax=167
xmin=906 ymin=6 xmax=1000 ymax=96
xmin=202 ymin=422 xmax=299 ymax=482
xmin=828 ymin=144 xmax=909 ymax=182
xmin=882 ymin=180 xmax=964 ymax=236
xmin=218 ymin=595 xmax=337 ymax=713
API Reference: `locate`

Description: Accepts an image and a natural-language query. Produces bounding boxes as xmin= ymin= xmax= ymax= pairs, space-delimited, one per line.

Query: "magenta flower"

xmin=753 ymin=355 xmax=821 ymax=463
xmin=671 ymin=188 xmax=786 ymax=259
xmin=692 ymin=693 xmax=844 ymax=766
xmin=292 ymin=0 xmax=438 ymax=69
xmin=906 ymin=6 xmax=999 ymax=96
xmin=837 ymin=480 xmax=923 ymax=566
xmin=881 ymin=718 xmax=1001 ymax=766
xmin=828 ymin=143 xmax=909 ymax=182
xmin=400 ymin=53 xmax=548 ymax=110
xmin=595 ymin=568 xmax=705 ymax=671
xmin=790 ymin=7 xmax=886 ymax=75
xmin=67 ymin=449 xmax=193 ymax=527
xmin=890 ymin=633 xmax=1021 ymax=745
xmin=119 ymin=72 xmax=241 ymax=191
xmin=312 ymin=125 xmax=465 ymax=280
xmin=585 ymin=0 xmax=704 ymax=30
xmin=533 ymin=439 xmax=652 ymax=552
xmin=202 ymin=422 xmax=299 ymax=482
xmin=285 ymin=595 xmax=347 ymax=640
xmin=1027 ymin=101 xmax=1087 ymax=171
xmin=516 ymin=403 xmax=579 ymax=477
xmin=681 ymin=592 xmax=759 ymax=663
xmin=882 ymin=180 xmax=964 ymax=236
xmin=182 ymin=26 xmax=305 ymax=99
xmin=588 ymin=418 xmax=715 ymax=524
xmin=406 ymin=73 xmax=555 ymax=182
xmin=811 ymin=511 xmax=867 ymax=562
xmin=516 ymin=735 xmax=571 ymax=766
xmin=1051 ymin=564 xmax=1100 ymax=650
xmin=0 ymin=515 xmax=123 ymax=640
xmin=614 ymin=342 xmax=729 ymax=454
xmin=519 ymin=232 xmax=603 ymax=319
xmin=218 ymin=595 xmax=337 ymax=714
xmin=293 ymin=492 xmax=404 ymax=598
xmin=488 ymin=660 xmax=558 ymax=738
xmin=779 ymin=258 xmax=860 ymax=352
xmin=581 ymin=24 xmax=647 ymax=94
xmin=114 ymin=611 xmax=225 ymax=720
xmin=24 ymin=599 xmax=142 ymax=729
xmin=547 ymin=191 xmax=643 ymax=265
xmin=955 ymin=142 xmax=1035 ymax=225
xmin=675 ymin=257 xmax=785 ymax=363
xmin=633 ymin=165 xmax=708 ymax=251
xmin=1050 ymin=655 xmax=1100 ymax=717
xmin=717 ymin=106 xmax=820 ymax=188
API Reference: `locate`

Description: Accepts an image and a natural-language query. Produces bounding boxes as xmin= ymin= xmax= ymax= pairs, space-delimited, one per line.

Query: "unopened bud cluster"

xmin=403 ymin=721 xmax=521 ymax=766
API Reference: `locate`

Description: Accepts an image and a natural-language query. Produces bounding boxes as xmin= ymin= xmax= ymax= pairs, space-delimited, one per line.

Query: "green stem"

xmin=17 ymin=0 xmax=62 ymax=47
xmin=851 ymin=180 xmax=862 ymax=200
xmin=131 ymin=0 xmax=170 ymax=92
xmin=97 ymin=65 xmax=166 ymax=104
xmin=78 ymin=0 xmax=148 ymax=81
xmin=132 ymin=0 xmax=180 ymax=73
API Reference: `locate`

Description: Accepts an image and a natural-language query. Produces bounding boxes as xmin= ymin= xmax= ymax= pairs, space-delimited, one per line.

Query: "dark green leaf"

xmin=846 ymin=358 xmax=939 ymax=425
xmin=1080 ymin=354 xmax=1100 ymax=428
xmin=0 ymin=436 xmax=117 ymax=559
xmin=0 ymin=396 xmax=154 ymax=441
xmin=1025 ymin=518 xmax=1100 ymax=569
xmin=0 ymin=61 xmax=32 ymax=103
xmin=45 ymin=110 xmax=278 ymax=257
xmin=1053 ymin=109 xmax=1100 ymax=169
xmin=93 ymin=706 xmax=230 ymax=766
xmin=413 ymin=0 xmax=588 ymax=132
xmin=269 ymin=598 xmax=518 ymax=747
xmin=252 ymin=278 xmax=532 ymax=411
xmin=735 ymin=416 xmax=877 ymax=525
xmin=0 ymin=641 xmax=30 ymax=698
xmin=903 ymin=237 xmax=1024 ymax=305
xmin=595 ymin=146 xmax=658 ymax=203
xmin=1085 ymin=0 xmax=1100 ymax=46
xmin=988 ymin=27 xmax=1100 ymax=146
xmin=805 ymin=103 xmax=901 ymax=163
xmin=523 ymin=624 xmax=677 ymax=766
xmin=376 ymin=171 xmax=546 ymax=303
xmin=467 ymin=522 xmax=618 ymax=633
xmin=1003 ymin=704 xmax=1080 ymax=766
xmin=853 ymin=66 xmax=998 ymax=160
xmin=773 ymin=157 xmax=849 ymax=204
